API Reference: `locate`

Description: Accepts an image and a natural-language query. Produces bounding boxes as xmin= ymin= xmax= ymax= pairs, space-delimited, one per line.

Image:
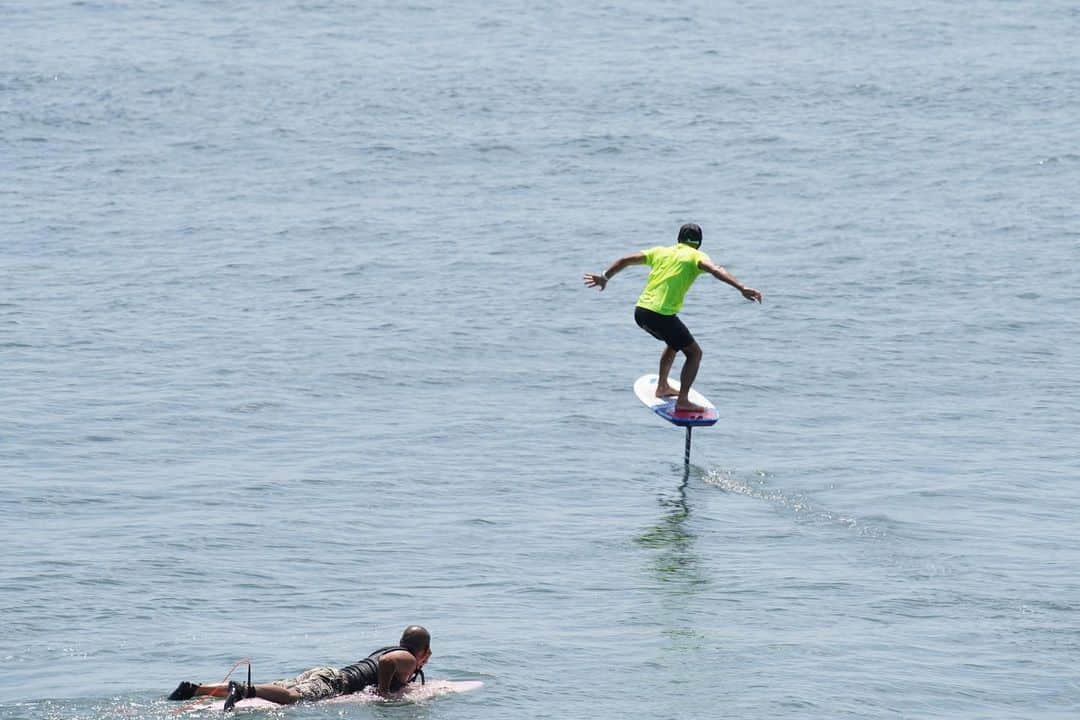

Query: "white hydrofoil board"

xmin=634 ymin=374 xmax=718 ymax=427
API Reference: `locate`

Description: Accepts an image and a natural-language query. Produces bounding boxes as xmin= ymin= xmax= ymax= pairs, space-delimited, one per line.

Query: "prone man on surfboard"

xmin=584 ymin=223 xmax=762 ymax=413
xmin=166 ymin=625 xmax=432 ymax=710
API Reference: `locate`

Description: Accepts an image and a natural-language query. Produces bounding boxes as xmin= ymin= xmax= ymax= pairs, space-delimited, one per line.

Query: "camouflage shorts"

xmin=272 ymin=666 xmax=343 ymax=701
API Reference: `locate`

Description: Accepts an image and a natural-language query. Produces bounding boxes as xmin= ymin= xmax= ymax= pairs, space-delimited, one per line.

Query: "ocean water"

xmin=2 ymin=1 xmax=1079 ymax=718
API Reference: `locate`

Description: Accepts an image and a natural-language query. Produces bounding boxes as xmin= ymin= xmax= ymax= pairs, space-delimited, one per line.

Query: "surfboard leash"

xmin=170 ymin=658 xmax=252 ymax=715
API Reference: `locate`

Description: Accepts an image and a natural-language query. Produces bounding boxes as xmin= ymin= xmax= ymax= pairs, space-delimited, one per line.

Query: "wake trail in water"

xmin=699 ymin=467 xmax=891 ymax=540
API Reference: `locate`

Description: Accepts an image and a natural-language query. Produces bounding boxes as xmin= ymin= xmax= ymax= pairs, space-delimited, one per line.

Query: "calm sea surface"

xmin=3 ymin=1 xmax=1079 ymax=718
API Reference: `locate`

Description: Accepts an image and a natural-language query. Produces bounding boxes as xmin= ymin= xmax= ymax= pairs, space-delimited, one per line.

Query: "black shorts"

xmin=634 ymin=306 xmax=695 ymax=350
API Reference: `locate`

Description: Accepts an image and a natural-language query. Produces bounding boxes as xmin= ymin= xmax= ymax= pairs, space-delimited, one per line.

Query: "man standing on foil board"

xmin=584 ymin=223 xmax=762 ymax=412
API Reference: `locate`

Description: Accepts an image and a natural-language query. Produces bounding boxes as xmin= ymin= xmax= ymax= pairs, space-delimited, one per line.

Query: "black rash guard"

xmin=337 ymin=646 xmax=418 ymax=694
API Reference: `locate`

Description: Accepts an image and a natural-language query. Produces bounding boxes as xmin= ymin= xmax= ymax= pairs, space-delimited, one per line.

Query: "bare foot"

xmin=675 ymin=400 xmax=707 ymax=413
xmin=655 ymin=384 xmax=679 ymax=398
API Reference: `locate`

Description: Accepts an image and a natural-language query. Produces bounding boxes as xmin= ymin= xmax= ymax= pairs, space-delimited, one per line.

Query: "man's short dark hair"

xmin=677 ymin=223 xmax=702 ymax=248
xmin=400 ymin=625 xmax=430 ymax=654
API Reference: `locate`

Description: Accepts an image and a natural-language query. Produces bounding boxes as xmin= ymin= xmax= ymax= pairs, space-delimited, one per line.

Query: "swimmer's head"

xmin=400 ymin=625 xmax=431 ymax=656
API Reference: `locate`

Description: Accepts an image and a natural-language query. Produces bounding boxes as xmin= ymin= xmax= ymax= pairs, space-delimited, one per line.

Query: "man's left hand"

xmin=741 ymin=287 xmax=763 ymax=303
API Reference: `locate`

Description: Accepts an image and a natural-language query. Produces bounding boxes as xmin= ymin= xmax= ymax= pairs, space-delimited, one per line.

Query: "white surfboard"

xmin=322 ymin=680 xmax=483 ymax=704
xmin=634 ymin=374 xmax=718 ymax=427
xmin=179 ymin=697 xmax=281 ymax=714
xmin=180 ymin=680 xmax=482 ymax=713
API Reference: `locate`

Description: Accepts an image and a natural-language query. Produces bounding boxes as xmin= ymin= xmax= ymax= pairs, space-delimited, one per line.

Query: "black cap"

xmin=677 ymin=223 xmax=702 ymax=248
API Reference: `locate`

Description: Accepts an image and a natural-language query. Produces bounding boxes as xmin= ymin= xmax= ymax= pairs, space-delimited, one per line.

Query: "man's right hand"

xmin=583 ymin=273 xmax=608 ymax=290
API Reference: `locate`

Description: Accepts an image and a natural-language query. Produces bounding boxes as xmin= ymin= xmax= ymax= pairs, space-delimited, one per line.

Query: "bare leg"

xmin=248 ymin=684 xmax=302 ymax=705
xmin=192 ymin=683 xmax=229 ymax=698
xmin=193 ymin=683 xmax=301 ymax=705
xmin=655 ymin=346 xmax=679 ymax=397
xmin=676 ymin=342 xmax=705 ymax=412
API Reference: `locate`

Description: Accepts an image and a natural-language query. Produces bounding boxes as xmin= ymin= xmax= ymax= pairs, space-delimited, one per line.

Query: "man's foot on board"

xmin=674 ymin=400 xmax=707 ymax=413
xmin=167 ymin=681 xmax=200 ymax=701
xmin=223 ymin=680 xmax=255 ymax=711
xmin=655 ymin=385 xmax=679 ymax=398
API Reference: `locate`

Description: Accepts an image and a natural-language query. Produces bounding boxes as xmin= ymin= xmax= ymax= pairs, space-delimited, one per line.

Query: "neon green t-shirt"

xmin=635 ymin=244 xmax=711 ymax=315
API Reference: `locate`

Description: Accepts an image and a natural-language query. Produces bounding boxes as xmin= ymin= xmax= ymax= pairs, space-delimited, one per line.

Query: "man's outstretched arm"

xmin=583 ymin=252 xmax=646 ymax=291
xmin=699 ymin=259 xmax=763 ymax=303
